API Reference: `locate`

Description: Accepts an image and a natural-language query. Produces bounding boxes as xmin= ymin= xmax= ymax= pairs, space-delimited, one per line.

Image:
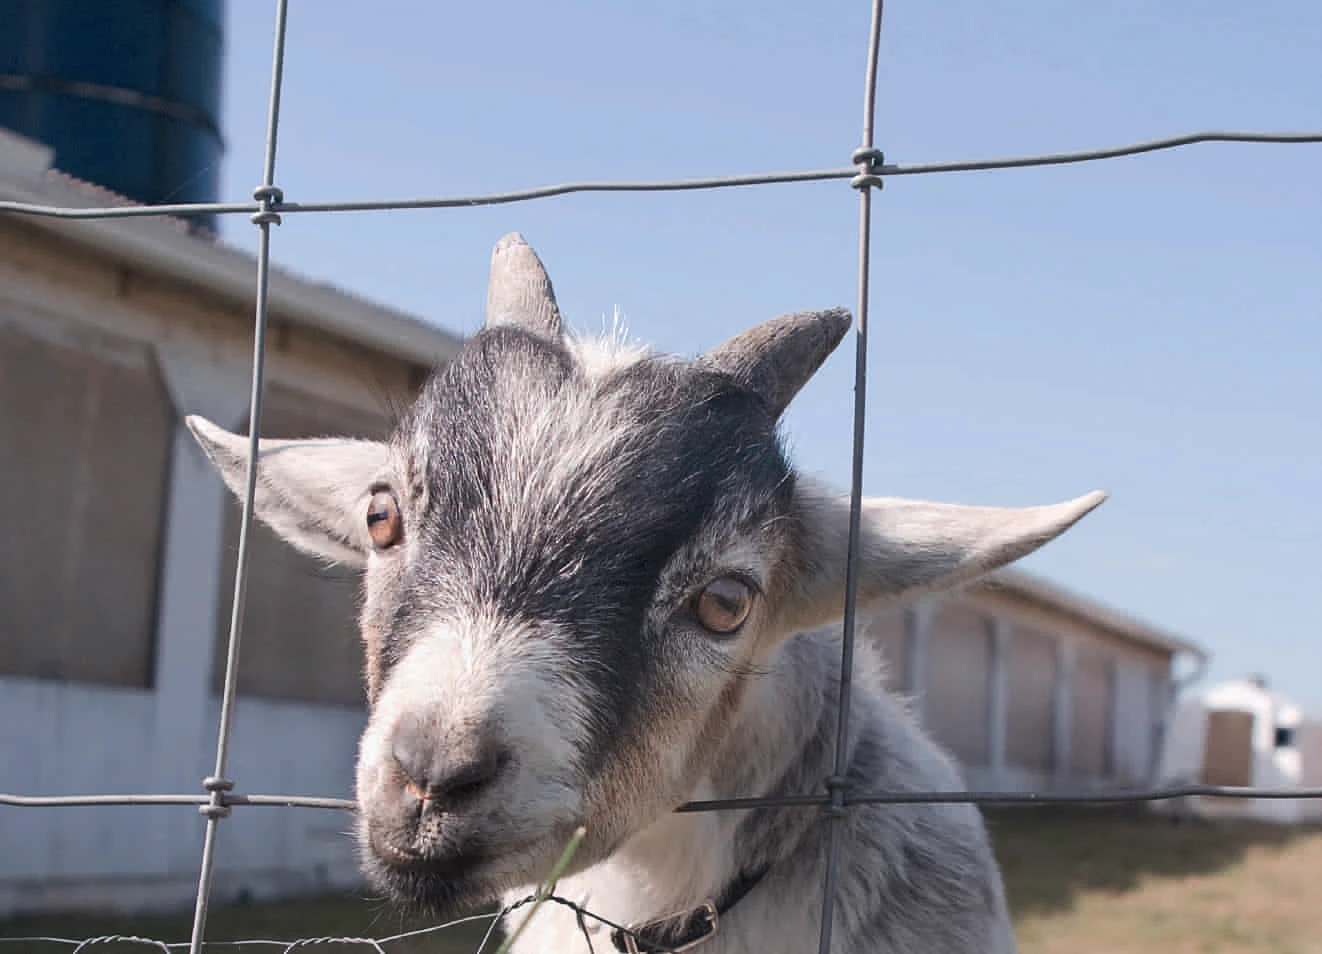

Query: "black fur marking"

xmin=380 ymin=328 xmax=795 ymax=765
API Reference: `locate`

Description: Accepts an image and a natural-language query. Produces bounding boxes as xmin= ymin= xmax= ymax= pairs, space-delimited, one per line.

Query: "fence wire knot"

xmin=850 ymin=147 xmax=884 ymax=190
xmin=199 ymin=776 xmax=234 ymax=819
xmin=251 ymin=185 xmax=285 ymax=225
xmin=822 ymin=775 xmax=854 ymax=818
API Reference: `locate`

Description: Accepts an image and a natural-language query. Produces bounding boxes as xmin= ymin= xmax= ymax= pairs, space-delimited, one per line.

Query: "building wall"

xmin=1299 ymin=722 xmax=1322 ymax=822
xmin=0 ymin=217 xmax=431 ymax=915
xmin=1003 ymin=624 xmax=1057 ymax=774
xmin=210 ymin=385 xmax=392 ymax=707
xmin=864 ymin=586 xmax=1176 ymax=796
xmin=924 ymin=604 xmax=992 ymax=767
xmin=1111 ymin=657 xmax=1162 ymax=785
xmin=0 ymin=318 xmax=172 ymax=688
xmin=0 ymin=678 xmax=366 ymax=913
xmin=1070 ymin=643 xmax=1113 ymax=778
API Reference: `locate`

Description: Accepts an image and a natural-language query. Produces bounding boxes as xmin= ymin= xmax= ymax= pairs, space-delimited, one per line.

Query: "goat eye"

xmin=695 ymin=577 xmax=753 ymax=635
xmin=366 ymin=491 xmax=403 ymax=550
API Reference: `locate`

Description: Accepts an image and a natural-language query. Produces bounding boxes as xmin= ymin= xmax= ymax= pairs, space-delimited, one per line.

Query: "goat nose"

xmin=391 ymin=720 xmax=508 ymax=809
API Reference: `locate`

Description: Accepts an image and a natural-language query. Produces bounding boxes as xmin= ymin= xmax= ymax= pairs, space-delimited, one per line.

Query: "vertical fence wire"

xmin=187 ymin=1 xmax=291 ymax=951
xmin=815 ymin=0 xmax=886 ymax=951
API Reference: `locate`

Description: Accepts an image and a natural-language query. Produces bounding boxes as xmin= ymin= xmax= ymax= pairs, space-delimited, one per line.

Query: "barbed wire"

xmin=2 ymin=0 xmax=1321 ymax=949
xmin=0 ymin=893 xmax=693 ymax=954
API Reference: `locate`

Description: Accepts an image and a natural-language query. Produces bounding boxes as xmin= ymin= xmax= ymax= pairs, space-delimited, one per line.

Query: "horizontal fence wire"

xmin=0 ymin=892 xmax=740 ymax=954
xmin=4 ymin=784 xmax=1322 ymax=813
xmin=0 ymin=131 xmax=1318 ymax=221
xmin=0 ymin=893 xmax=673 ymax=954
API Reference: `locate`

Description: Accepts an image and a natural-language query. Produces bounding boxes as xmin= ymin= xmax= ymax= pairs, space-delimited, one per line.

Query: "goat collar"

xmin=609 ymin=865 xmax=769 ymax=954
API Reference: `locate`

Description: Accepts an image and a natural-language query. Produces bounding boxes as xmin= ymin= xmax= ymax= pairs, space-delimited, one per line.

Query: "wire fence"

xmin=2 ymin=0 xmax=1321 ymax=951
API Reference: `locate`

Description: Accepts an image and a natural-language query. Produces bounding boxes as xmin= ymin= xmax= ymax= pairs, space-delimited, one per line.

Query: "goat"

xmin=188 ymin=234 xmax=1104 ymax=953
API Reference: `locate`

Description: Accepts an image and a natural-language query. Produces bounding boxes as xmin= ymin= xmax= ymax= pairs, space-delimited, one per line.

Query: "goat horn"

xmin=702 ymin=308 xmax=852 ymax=417
xmin=485 ymin=233 xmax=563 ymax=336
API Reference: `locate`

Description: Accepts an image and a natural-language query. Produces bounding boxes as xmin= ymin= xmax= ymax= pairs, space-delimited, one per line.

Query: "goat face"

xmin=189 ymin=234 xmax=1105 ymax=915
xmin=353 ymin=316 xmax=813 ymax=912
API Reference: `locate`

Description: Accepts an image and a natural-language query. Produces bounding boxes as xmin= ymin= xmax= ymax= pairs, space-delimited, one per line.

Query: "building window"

xmin=1275 ymin=726 xmax=1296 ymax=749
xmin=212 ymin=386 xmax=393 ymax=707
xmin=0 ymin=321 xmax=173 ymax=687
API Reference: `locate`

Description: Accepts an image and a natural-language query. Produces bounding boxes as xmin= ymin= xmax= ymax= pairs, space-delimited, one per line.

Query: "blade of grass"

xmin=492 ymin=827 xmax=587 ymax=954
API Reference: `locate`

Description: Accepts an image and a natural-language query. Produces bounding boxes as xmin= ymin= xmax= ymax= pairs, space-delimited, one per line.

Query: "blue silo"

xmin=0 ymin=0 xmax=225 ymax=232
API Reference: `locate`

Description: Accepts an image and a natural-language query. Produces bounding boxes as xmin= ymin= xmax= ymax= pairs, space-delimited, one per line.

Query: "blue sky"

xmin=214 ymin=1 xmax=1321 ymax=709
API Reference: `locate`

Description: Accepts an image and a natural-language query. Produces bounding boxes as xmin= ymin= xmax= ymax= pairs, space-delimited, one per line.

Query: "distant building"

xmin=865 ymin=569 xmax=1206 ymax=795
xmin=1156 ymin=676 xmax=1322 ymax=823
xmin=0 ymin=128 xmax=461 ymax=916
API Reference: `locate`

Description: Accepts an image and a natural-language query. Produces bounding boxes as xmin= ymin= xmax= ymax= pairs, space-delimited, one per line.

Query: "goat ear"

xmin=186 ymin=415 xmax=390 ymax=567
xmin=775 ymin=480 xmax=1107 ymax=634
xmin=701 ymin=308 xmax=851 ymax=417
xmin=484 ymin=232 xmax=563 ymax=336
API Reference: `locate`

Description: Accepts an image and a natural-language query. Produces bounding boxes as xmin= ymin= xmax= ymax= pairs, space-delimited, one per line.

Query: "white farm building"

xmin=1157 ymin=676 xmax=1322 ymax=824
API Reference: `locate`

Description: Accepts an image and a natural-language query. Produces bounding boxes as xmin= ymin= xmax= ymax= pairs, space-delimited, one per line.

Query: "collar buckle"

xmin=612 ymin=899 xmax=719 ymax=954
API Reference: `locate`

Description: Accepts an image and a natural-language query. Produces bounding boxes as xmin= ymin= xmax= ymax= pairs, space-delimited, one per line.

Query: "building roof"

xmin=980 ymin=567 xmax=1207 ymax=661
xmin=0 ymin=128 xmax=464 ymax=368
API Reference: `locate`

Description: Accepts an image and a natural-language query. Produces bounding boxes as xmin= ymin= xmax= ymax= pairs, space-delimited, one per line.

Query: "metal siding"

xmin=0 ymin=678 xmax=367 ymax=911
xmin=923 ymin=604 xmax=991 ymax=766
xmin=206 ymin=696 xmax=365 ymax=877
xmin=1111 ymin=658 xmax=1157 ymax=785
xmin=1005 ymin=625 xmax=1055 ymax=771
xmin=0 ymin=678 xmax=162 ymax=881
xmin=1070 ymin=644 xmax=1112 ymax=779
xmin=925 ymin=602 xmax=988 ymax=766
xmin=0 ymin=322 xmax=172 ymax=687
xmin=212 ymin=387 xmax=390 ymax=706
xmin=1299 ymin=722 xmax=1322 ymax=820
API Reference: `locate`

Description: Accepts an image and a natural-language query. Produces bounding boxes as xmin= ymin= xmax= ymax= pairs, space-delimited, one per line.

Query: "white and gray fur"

xmin=189 ymin=233 xmax=1106 ymax=953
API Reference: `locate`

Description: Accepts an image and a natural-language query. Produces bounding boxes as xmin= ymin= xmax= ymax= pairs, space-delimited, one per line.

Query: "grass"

xmin=4 ymin=810 xmax=1322 ymax=953
xmin=990 ymin=807 xmax=1322 ymax=954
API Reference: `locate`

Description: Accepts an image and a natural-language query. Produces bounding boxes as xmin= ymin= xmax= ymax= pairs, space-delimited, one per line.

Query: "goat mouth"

xmin=364 ymin=826 xmax=571 ymax=914
xmin=363 ymin=837 xmax=494 ymax=911
xmin=365 ymin=840 xmax=552 ymax=917
xmin=366 ymin=824 xmax=494 ymax=876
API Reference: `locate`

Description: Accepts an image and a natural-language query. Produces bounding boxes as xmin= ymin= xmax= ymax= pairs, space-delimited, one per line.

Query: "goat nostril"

xmin=391 ymin=723 xmax=508 ymax=809
xmin=434 ymin=754 xmax=504 ymax=802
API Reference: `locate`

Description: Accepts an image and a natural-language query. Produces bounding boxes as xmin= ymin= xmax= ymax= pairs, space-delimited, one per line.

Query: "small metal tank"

xmin=0 ymin=0 xmax=225 ymax=232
